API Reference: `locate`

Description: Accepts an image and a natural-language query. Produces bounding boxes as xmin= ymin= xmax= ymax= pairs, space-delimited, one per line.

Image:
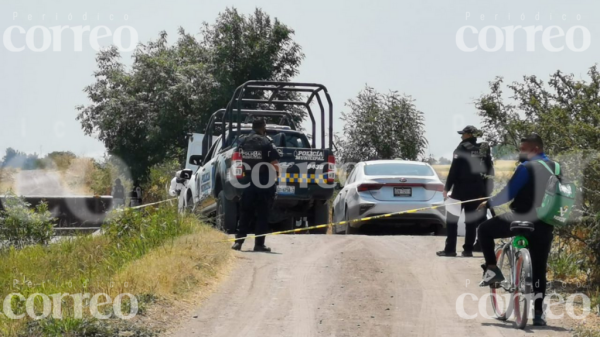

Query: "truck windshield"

xmin=364 ymin=163 xmax=434 ymax=176
xmin=228 ymin=130 xmax=310 ymax=148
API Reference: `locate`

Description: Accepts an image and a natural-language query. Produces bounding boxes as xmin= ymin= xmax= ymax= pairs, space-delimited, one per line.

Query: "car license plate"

xmin=277 ymin=185 xmax=296 ymax=194
xmin=393 ymin=187 xmax=412 ymax=197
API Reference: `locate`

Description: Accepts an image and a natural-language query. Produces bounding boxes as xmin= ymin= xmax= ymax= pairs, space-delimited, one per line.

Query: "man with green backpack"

xmin=475 ymin=133 xmax=576 ymax=326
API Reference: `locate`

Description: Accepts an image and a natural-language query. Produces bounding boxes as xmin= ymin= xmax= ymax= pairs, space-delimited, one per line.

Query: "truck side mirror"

xmin=334 ymin=182 xmax=343 ymax=190
xmin=189 ymin=155 xmax=204 ymax=166
xmin=179 ymin=169 xmax=193 ymax=180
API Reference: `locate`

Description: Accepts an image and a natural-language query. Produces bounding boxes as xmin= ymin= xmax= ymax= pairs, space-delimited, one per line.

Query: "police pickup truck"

xmin=179 ymin=81 xmax=336 ymax=234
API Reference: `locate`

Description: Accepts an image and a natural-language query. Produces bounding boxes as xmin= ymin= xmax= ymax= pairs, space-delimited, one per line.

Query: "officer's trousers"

xmin=444 ymin=201 xmax=486 ymax=253
xmin=236 ymin=185 xmax=272 ymax=247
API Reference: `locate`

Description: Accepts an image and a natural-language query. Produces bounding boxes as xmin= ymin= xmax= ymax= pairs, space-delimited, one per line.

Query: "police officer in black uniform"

xmin=437 ymin=125 xmax=494 ymax=257
xmin=232 ymin=119 xmax=281 ymax=252
xmin=112 ymin=178 xmax=125 ymax=208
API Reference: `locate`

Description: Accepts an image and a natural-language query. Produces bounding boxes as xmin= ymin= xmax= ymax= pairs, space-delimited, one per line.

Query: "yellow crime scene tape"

xmin=225 ymin=196 xmax=491 ymax=242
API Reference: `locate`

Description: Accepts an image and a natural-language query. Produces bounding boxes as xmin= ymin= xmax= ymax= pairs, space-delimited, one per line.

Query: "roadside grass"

xmin=574 ymin=326 xmax=600 ymax=337
xmin=0 ymin=204 xmax=232 ymax=337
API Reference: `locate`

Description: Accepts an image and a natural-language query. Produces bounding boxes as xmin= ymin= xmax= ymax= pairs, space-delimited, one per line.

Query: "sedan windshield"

xmin=364 ymin=163 xmax=434 ymax=176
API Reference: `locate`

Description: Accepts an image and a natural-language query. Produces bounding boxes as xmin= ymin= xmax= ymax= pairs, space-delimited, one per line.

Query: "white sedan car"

xmin=332 ymin=160 xmax=446 ymax=234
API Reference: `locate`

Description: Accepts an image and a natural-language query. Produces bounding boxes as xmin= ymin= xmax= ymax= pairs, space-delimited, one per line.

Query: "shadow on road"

xmin=353 ymin=223 xmax=439 ymax=236
xmin=481 ymin=321 xmax=569 ymax=333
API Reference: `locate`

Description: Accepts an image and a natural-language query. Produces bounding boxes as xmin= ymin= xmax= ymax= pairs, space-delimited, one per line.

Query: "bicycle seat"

xmin=510 ymin=221 xmax=535 ymax=234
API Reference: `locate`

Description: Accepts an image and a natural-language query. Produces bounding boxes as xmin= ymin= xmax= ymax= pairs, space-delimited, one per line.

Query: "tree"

xmin=475 ymin=66 xmax=600 ymax=283
xmin=1 ymin=148 xmax=39 ymax=170
xmin=438 ymin=157 xmax=451 ymax=165
xmin=491 ymin=144 xmax=516 ymax=160
xmin=76 ymin=8 xmax=304 ymax=180
xmin=424 ymin=155 xmax=437 ymax=165
xmin=336 ymin=86 xmax=427 ymax=163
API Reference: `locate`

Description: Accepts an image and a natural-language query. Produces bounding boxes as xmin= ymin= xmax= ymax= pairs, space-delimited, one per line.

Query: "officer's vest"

xmin=237 ymin=133 xmax=272 ymax=185
xmin=113 ymin=185 xmax=124 ymax=199
xmin=458 ymin=141 xmax=489 ymax=177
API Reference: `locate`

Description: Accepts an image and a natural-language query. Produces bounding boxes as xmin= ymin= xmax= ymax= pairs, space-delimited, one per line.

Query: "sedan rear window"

xmin=364 ymin=163 xmax=434 ymax=176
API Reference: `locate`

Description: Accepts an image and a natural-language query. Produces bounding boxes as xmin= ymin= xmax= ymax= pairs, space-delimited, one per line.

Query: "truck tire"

xmin=308 ymin=200 xmax=329 ymax=234
xmin=273 ymin=218 xmax=295 ymax=233
xmin=216 ymin=191 xmax=238 ymax=234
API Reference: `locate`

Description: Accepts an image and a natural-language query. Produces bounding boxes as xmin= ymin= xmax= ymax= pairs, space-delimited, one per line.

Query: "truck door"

xmin=198 ymin=137 xmax=222 ymax=205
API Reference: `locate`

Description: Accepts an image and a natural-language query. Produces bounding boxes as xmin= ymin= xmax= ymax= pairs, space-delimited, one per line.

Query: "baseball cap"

xmin=457 ymin=125 xmax=479 ymax=135
xmin=520 ymin=133 xmax=544 ymax=148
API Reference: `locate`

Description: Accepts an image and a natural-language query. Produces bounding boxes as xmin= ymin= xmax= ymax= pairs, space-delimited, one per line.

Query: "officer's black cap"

xmin=457 ymin=125 xmax=479 ymax=135
xmin=521 ymin=133 xmax=544 ymax=149
xmin=252 ymin=118 xmax=266 ymax=129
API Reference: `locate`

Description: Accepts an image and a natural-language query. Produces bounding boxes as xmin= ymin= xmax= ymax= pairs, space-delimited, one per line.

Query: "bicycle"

xmin=489 ymin=220 xmax=535 ymax=329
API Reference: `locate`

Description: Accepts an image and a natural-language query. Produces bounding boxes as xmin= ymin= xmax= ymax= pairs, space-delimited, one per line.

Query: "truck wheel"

xmin=273 ymin=218 xmax=295 ymax=233
xmin=309 ymin=200 xmax=329 ymax=234
xmin=216 ymin=191 xmax=238 ymax=234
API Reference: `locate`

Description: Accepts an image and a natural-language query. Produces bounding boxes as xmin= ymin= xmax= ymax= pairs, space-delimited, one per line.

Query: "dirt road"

xmin=171 ymin=235 xmax=572 ymax=337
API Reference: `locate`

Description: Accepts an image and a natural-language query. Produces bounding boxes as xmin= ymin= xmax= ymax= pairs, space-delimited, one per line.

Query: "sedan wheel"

xmin=345 ymin=209 xmax=359 ymax=235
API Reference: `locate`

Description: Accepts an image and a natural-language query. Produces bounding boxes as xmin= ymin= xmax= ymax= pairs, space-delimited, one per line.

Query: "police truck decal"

xmin=241 ymin=150 xmax=263 ymax=159
xmin=294 ymin=150 xmax=324 ymax=161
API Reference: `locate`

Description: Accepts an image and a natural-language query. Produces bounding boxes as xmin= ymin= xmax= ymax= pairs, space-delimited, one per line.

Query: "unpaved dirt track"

xmin=171 ymin=235 xmax=571 ymax=337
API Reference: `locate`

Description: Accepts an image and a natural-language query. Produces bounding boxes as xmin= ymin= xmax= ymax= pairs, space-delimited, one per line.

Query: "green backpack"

xmin=535 ymin=161 xmax=576 ymax=227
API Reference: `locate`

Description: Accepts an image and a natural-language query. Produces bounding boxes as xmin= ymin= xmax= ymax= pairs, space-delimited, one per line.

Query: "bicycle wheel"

xmin=514 ymin=248 xmax=533 ymax=329
xmin=490 ymin=245 xmax=512 ymax=320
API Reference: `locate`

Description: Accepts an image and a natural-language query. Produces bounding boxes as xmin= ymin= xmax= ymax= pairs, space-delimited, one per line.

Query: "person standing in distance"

xmin=232 ymin=119 xmax=281 ymax=252
xmin=112 ymin=178 xmax=125 ymax=208
xmin=437 ymin=125 xmax=494 ymax=257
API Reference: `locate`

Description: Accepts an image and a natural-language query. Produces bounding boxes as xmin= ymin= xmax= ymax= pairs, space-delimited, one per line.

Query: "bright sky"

xmin=1 ymin=0 xmax=599 ymax=160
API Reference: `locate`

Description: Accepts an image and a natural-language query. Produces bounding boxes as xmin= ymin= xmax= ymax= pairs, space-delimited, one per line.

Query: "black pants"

xmin=478 ymin=212 xmax=554 ymax=312
xmin=444 ymin=201 xmax=486 ymax=253
xmin=236 ymin=185 xmax=272 ymax=247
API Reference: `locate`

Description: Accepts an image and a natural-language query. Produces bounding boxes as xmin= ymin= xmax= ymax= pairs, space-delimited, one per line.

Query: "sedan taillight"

xmin=357 ymin=183 xmax=383 ymax=192
xmin=424 ymin=183 xmax=444 ymax=192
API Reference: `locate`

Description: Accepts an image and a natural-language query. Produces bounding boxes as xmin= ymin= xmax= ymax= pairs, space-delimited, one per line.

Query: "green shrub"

xmin=141 ymin=159 xmax=180 ymax=204
xmin=0 ymin=193 xmax=54 ymax=249
xmin=18 ymin=317 xmax=157 ymax=337
xmin=102 ymin=205 xmax=195 ymax=263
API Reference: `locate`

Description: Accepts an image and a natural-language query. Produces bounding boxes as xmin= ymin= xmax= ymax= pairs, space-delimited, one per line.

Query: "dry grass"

xmin=111 ymin=229 xmax=233 ymax=333
xmin=0 ymin=158 xmax=94 ymax=196
xmin=0 ymin=205 xmax=233 ymax=336
xmin=60 ymin=158 xmax=95 ymax=195
xmin=0 ymin=168 xmax=18 ymax=192
xmin=111 ymin=228 xmax=232 ymax=300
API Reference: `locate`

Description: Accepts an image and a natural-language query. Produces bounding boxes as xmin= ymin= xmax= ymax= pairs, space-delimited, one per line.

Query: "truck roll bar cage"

xmin=202 ymin=108 xmax=296 ymax=158
xmin=222 ymin=81 xmax=334 ymax=150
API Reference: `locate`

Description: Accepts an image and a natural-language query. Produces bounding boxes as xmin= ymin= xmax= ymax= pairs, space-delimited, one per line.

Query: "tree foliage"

xmin=76 ymin=8 xmax=304 ymax=180
xmin=336 ymin=86 xmax=427 ymax=163
xmin=1 ymin=148 xmax=40 ymax=170
xmin=475 ymin=65 xmax=600 ymax=283
xmin=0 ymin=193 xmax=54 ymax=249
xmin=438 ymin=157 xmax=451 ymax=165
